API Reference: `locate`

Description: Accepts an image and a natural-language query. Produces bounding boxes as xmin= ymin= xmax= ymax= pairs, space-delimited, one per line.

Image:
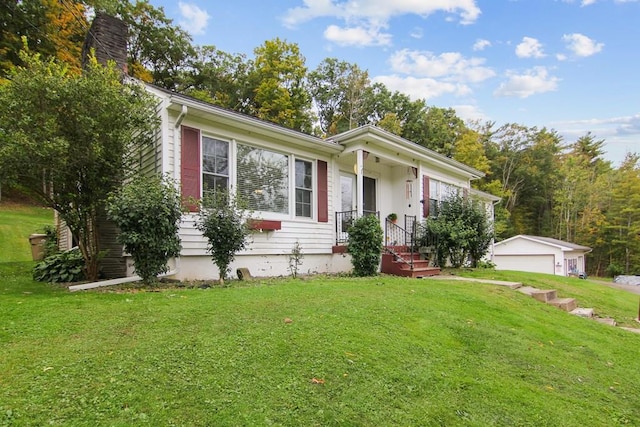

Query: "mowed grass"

xmin=2 ymin=204 xmax=640 ymax=426
xmin=0 ymin=202 xmax=53 ymax=262
xmin=2 ymin=264 xmax=640 ymax=426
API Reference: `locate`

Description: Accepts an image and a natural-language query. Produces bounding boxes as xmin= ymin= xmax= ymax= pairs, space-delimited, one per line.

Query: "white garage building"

xmin=492 ymin=235 xmax=591 ymax=276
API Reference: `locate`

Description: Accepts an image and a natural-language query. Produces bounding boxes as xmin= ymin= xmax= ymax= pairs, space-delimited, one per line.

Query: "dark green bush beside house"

xmin=348 ymin=215 xmax=383 ymax=276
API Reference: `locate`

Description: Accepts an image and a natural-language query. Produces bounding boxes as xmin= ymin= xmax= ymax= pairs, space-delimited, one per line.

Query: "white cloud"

xmin=282 ymin=0 xmax=481 ymax=46
xmin=473 ymin=39 xmax=491 ymax=51
xmin=283 ymin=0 xmax=481 ymax=26
xmin=552 ymin=113 xmax=640 ymax=165
xmin=494 ymin=66 xmax=560 ymax=98
xmin=411 ymin=27 xmax=424 ymax=39
xmin=324 ymin=24 xmax=392 ymax=46
xmin=452 ymin=104 xmax=488 ymax=122
xmin=372 ymin=75 xmax=470 ymax=101
xmin=555 ymin=113 xmax=640 ymax=135
xmin=178 ymin=2 xmax=210 ymax=35
xmin=562 ymin=33 xmax=604 ymax=57
xmin=388 ymin=49 xmax=496 ymax=83
xmin=515 ymin=37 xmax=545 ymax=58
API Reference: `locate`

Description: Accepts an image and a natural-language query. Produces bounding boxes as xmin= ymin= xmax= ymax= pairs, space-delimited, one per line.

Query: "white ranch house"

xmin=122 ymin=85 xmax=499 ymax=281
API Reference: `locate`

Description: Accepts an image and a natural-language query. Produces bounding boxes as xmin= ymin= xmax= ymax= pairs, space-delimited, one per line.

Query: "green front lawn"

xmin=2 ymin=261 xmax=639 ymax=426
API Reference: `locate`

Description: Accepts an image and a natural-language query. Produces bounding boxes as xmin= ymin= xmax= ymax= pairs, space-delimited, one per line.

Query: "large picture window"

xmin=202 ymin=136 xmax=229 ymax=195
xmin=295 ymin=159 xmax=312 ymax=217
xmin=237 ymin=144 xmax=289 ymax=214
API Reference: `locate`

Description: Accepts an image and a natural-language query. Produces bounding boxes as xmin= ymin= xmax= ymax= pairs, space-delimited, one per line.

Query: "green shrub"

xmin=41 ymin=224 xmax=59 ymax=258
xmin=33 ymin=248 xmax=85 ymax=283
xmin=475 ymin=259 xmax=496 ymax=269
xmin=107 ymin=174 xmax=182 ymax=284
xmin=606 ymin=263 xmax=624 ymax=277
xmin=347 ymin=214 xmax=383 ymax=276
xmin=196 ymin=191 xmax=251 ymax=285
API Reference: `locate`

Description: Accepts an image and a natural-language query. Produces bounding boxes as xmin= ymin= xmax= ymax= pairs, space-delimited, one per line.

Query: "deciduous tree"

xmin=0 ymin=49 xmax=159 ymax=280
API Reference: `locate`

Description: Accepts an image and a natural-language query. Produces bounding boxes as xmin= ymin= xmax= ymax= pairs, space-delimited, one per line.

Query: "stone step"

xmin=531 ymin=289 xmax=557 ymax=303
xmin=595 ymin=317 xmax=617 ymax=326
xmin=548 ymin=297 xmax=578 ymax=312
xmin=570 ymin=307 xmax=594 ymax=318
xmin=517 ymin=286 xmax=539 ymax=296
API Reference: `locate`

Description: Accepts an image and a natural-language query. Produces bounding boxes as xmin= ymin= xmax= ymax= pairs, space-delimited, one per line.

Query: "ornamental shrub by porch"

xmin=347 ymin=214 xmax=383 ymax=276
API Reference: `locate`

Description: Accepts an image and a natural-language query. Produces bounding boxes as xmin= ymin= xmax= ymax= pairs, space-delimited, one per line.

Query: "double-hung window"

xmin=202 ymin=136 xmax=229 ymax=195
xmin=295 ymin=159 xmax=313 ymax=218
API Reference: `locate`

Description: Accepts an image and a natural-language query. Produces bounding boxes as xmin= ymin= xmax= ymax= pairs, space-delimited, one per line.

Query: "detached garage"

xmin=492 ymin=235 xmax=591 ymax=276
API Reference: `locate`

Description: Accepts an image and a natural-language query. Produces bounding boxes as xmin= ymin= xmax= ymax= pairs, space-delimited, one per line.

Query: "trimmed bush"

xmin=348 ymin=214 xmax=383 ymax=276
xmin=107 ymin=174 xmax=182 ymax=284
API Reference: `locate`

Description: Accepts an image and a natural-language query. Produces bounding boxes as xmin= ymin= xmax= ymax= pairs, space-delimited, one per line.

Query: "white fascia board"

xmin=330 ymin=125 xmax=484 ymax=179
xmin=167 ymin=97 xmax=343 ymax=156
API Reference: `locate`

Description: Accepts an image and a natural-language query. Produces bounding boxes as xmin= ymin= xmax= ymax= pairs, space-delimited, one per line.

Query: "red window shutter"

xmin=181 ymin=126 xmax=200 ymax=211
xmin=317 ymin=160 xmax=328 ymax=222
xmin=422 ymin=175 xmax=430 ymax=218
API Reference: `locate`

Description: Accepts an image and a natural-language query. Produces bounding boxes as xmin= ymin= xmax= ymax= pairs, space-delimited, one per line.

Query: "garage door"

xmin=493 ymin=255 xmax=555 ymax=274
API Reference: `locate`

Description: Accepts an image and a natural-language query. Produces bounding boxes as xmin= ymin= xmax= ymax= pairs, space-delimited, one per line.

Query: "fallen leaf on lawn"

xmin=284 ymin=318 xmax=293 ymax=324
xmin=311 ymin=378 xmax=325 ymax=384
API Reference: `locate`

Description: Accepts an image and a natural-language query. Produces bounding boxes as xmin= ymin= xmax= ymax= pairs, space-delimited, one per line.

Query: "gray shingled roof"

xmin=519 ymin=235 xmax=591 ymax=251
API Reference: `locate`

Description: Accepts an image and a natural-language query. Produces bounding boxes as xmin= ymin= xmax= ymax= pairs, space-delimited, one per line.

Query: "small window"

xmin=202 ymin=136 xmax=229 ymax=195
xmin=295 ymin=159 xmax=312 ymax=217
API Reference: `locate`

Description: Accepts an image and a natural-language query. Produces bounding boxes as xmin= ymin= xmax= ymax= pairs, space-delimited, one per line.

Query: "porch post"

xmin=356 ymin=149 xmax=364 ymax=217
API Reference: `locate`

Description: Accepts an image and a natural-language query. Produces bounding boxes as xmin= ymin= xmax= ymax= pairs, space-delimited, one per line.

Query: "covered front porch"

xmin=329 ymin=127 xmax=439 ymax=277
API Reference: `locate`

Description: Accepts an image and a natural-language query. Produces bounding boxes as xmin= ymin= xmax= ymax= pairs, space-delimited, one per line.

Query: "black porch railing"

xmin=335 ymin=210 xmax=379 ymax=245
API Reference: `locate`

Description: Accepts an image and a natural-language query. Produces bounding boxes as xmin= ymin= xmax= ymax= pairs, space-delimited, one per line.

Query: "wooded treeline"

xmin=2 ymin=0 xmax=639 ymax=276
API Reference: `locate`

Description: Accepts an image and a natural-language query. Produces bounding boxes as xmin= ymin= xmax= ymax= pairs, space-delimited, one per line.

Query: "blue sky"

xmin=150 ymin=0 xmax=639 ymax=165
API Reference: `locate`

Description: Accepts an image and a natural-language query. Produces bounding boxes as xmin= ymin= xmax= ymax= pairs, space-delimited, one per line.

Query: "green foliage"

xmin=606 ymin=263 xmax=624 ymax=278
xmin=421 ymin=194 xmax=493 ymax=268
xmin=475 ymin=259 xmax=496 ymax=269
xmin=41 ymin=224 xmax=59 ymax=258
xmin=196 ymin=191 xmax=251 ymax=284
xmin=288 ymin=240 xmax=304 ymax=278
xmin=0 ymin=47 xmax=160 ymax=280
xmin=347 ymin=214 xmax=383 ymax=276
xmin=33 ymin=248 xmax=85 ymax=283
xmin=107 ymin=174 xmax=182 ymax=284
xmin=249 ymin=38 xmax=313 ymax=132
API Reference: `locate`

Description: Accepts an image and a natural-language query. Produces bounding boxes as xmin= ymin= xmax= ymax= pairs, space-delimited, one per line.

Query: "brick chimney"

xmin=82 ymin=12 xmax=128 ymax=73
